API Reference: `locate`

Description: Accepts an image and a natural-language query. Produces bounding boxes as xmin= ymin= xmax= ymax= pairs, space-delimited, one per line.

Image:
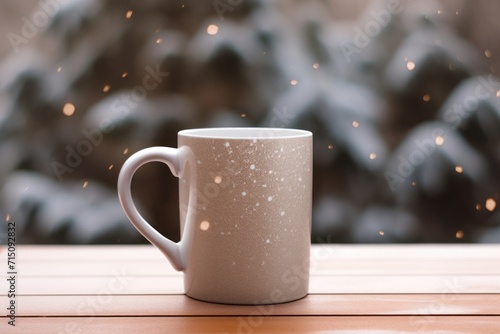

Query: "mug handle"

xmin=117 ymin=147 xmax=186 ymax=271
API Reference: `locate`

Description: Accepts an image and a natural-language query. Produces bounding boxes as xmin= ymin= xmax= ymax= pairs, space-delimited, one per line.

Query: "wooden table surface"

xmin=1 ymin=244 xmax=499 ymax=333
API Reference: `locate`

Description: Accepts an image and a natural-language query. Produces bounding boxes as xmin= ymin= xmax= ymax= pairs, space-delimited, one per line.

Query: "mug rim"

xmin=178 ymin=127 xmax=311 ymax=139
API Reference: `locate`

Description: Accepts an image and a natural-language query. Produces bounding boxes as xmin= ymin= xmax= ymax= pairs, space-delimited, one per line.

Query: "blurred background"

xmin=1 ymin=0 xmax=500 ymax=244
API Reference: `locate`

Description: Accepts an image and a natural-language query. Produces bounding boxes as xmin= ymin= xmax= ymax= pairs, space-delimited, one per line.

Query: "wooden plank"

xmin=1 ymin=245 xmax=167 ymax=262
xmin=1 ymin=274 xmax=499 ymax=296
xmin=311 ymin=244 xmax=500 ymax=260
xmin=0 ymin=276 xmax=184 ymax=296
xmin=3 ymin=245 xmax=500 ymax=262
xmin=2 ymin=245 xmax=499 ymax=280
xmin=309 ymin=275 xmax=500 ymax=294
xmin=9 ymin=258 xmax=500 ymax=277
xmin=3 ymin=294 xmax=499 ymax=317
xmin=14 ymin=262 xmax=181 ymax=277
xmin=314 ymin=258 xmax=500 ymax=274
xmin=1 ymin=245 xmax=499 ymax=296
xmin=2 ymin=316 xmax=499 ymax=334
xmin=1 ymin=245 xmax=500 ymax=278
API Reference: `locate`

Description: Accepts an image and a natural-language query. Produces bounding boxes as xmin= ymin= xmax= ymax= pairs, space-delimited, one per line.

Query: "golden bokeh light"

xmin=200 ymin=220 xmax=210 ymax=231
xmin=207 ymin=24 xmax=219 ymax=35
xmin=485 ymin=198 xmax=496 ymax=212
xmin=62 ymin=103 xmax=76 ymax=116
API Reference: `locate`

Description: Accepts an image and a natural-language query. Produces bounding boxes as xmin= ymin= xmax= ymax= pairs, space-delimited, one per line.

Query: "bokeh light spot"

xmin=62 ymin=103 xmax=75 ymax=116
xmin=200 ymin=220 xmax=210 ymax=231
xmin=207 ymin=24 xmax=219 ymax=35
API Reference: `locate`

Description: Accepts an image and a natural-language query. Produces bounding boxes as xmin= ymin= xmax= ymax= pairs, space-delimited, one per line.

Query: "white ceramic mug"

xmin=117 ymin=127 xmax=312 ymax=304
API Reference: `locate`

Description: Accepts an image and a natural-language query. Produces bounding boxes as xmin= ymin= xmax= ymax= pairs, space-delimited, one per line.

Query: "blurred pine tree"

xmin=0 ymin=0 xmax=499 ymax=243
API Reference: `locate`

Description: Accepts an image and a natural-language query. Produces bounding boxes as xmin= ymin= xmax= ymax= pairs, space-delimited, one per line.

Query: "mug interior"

xmin=178 ymin=127 xmax=311 ymax=139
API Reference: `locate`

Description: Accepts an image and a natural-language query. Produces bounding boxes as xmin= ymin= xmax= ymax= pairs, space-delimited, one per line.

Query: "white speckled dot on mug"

xmin=118 ymin=127 xmax=312 ymax=305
